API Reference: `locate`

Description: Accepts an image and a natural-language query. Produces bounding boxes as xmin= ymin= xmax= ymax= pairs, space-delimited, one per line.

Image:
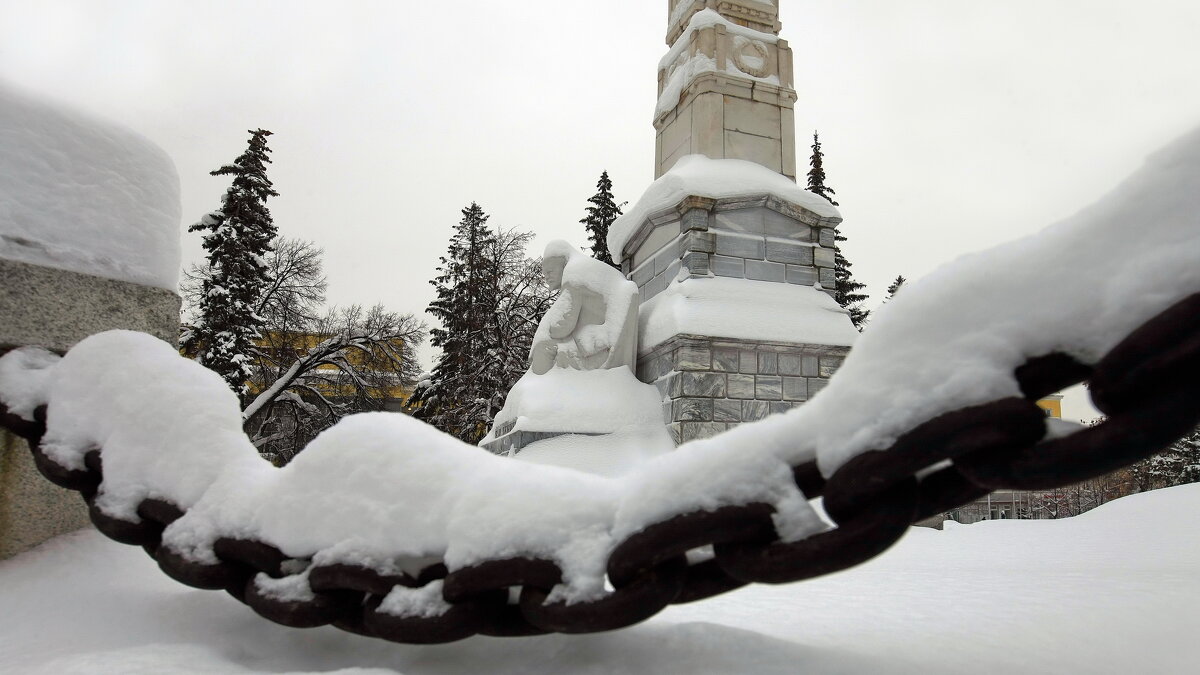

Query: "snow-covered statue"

xmin=530 ymin=241 xmax=639 ymax=375
xmin=481 ymin=241 xmax=669 ymax=471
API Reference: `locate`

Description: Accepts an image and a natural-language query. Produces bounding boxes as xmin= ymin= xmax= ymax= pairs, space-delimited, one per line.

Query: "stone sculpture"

xmin=529 ymin=240 xmax=639 ymax=375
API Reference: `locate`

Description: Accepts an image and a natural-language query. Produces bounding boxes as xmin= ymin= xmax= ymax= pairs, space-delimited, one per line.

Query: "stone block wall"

xmin=638 ymin=335 xmax=849 ymax=444
xmin=622 ymin=194 xmax=842 ymax=307
xmin=0 ymin=257 xmax=181 ymax=560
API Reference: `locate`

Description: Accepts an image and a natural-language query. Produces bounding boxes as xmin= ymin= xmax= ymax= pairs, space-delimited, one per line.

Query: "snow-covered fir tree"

xmin=1130 ymin=425 xmax=1200 ymax=491
xmin=413 ymin=206 xmax=553 ymax=444
xmin=580 ymin=170 xmax=623 ymax=268
xmin=886 ymin=275 xmax=907 ymax=300
xmin=485 ymin=228 xmax=555 ymax=415
xmin=806 ymin=132 xmax=838 ymax=207
xmin=186 ymin=129 xmax=279 ymax=398
xmin=807 ymin=132 xmax=869 ymax=328
xmin=412 ymin=203 xmax=501 ymax=442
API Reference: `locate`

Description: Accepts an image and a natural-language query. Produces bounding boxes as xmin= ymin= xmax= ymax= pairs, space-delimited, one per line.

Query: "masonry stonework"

xmin=638 ymin=335 xmax=848 ymax=445
xmin=657 ymin=0 xmax=797 ymax=180
xmin=0 ymin=258 xmax=181 ymax=560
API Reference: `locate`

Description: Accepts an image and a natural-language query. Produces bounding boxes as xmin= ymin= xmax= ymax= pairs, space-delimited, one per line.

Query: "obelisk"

xmin=656 ymin=0 xmax=797 ymax=180
xmin=609 ymin=0 xmax=858 ymax=445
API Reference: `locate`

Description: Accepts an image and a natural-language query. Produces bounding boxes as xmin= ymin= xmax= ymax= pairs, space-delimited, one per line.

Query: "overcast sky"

xmin=2 ymin=0 xmax=1199 ymax=419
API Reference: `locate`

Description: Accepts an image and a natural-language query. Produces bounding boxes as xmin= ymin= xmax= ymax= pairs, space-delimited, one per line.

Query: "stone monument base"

xmin=1 ymin=258 xmax=181 ymax=560
xmin=638 ymin=334 xmax=850 ymax=445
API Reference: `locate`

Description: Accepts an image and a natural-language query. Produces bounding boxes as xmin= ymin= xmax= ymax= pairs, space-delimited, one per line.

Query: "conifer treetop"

xmin=581 ymin=170 xmax=623 ymax=269
xmin=806 ymin=131 xmax=838 ymax=207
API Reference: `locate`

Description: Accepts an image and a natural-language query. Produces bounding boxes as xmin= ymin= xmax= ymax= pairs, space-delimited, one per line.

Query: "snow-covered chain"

xmin=1 ymin=127 xmax=1199 ymax=643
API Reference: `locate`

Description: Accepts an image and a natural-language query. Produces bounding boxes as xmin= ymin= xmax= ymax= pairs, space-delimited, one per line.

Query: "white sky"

xmin=3 ymin=0 xmax=1199 ymax=420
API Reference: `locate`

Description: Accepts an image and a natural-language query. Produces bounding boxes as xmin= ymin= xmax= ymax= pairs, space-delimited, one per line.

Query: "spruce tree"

xmin=807 ymin=132 xmax=869 ymax=329
xmin=413 ymin=202 xmax=501 ymax=442
xmin=580 ymin=170 xmax=623 ymax=268
xmin=187 ymin=129 xmax=279 ymax=399
xmin=886 ymin=275 xmax=907 ymax=300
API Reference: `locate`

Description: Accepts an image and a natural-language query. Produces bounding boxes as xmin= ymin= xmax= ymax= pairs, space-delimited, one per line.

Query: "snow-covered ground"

xmin=2 ymin=484 xmax=1196 ymax=674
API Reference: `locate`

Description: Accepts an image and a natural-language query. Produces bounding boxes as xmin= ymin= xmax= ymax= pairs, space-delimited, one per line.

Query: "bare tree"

xmin=244 ymin=304 xmax=425 ymax=465
xmin=182 ymin=237 xmax=426 ymax=464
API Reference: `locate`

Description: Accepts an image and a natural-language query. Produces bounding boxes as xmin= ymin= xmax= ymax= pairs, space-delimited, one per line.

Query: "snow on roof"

xmin=607 ymin=155 xmax=841 ymax=258
xmin=0 ymin=82 xmax=181 ymax=290
xmin=639 ymin=276 xmax=859 ymax=352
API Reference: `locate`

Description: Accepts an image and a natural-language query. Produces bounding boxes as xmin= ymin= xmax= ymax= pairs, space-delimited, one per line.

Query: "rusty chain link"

xmin=1 ymin=292 xmax=1198 ymax=644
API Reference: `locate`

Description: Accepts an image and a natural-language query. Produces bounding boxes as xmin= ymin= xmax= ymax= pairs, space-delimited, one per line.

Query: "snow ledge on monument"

xmin=606 ymin=155 xmax=841 ymax=259
xmin=0 ymin=82 xmax=181 ymax=291
xmin=639 ymin=276 xmax=859 ymax=353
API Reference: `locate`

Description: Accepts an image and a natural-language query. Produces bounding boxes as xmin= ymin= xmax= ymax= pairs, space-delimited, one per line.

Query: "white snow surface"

xmin=638 ymin=276 xmax=859 ymax=352
xmin=607 ymin=155 xmax=841 ymax=258
xmin=513 ymin=427 xmax=676 ymax=478
xmin=488 ymin=368 xmax=664 ymax=436
xmin=2 ymin=485 xmax=1198 ymax=674
xmin=1 ymin=127 xmax=1199 ymax=630
xmin=0 ymin=82 xmax=181 ymax=290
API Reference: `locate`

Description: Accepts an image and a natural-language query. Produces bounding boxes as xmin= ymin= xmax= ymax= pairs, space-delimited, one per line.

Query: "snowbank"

xmin=639 ymin=276 xmax=859 ymax=352
xmin=0 ymin=81 xmax=181 ymax=290
xmin=607 ymin=155 xmax=841 ymax=258
xmin=2 ymin=484 xmax=1197 ymax=673
xmin=2 ymin=331 xmax=819 ymax=606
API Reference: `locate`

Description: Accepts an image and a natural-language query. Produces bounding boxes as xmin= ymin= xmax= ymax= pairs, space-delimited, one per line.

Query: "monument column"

xmin=656 ymin=0 xmax=798 ymax=180
xmin=610 ymin=1 xmax=858 ymax=446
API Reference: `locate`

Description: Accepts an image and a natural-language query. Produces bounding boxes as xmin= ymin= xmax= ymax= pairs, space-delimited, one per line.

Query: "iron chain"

xmin=2 ymin=292 xmax=1197 ymax=643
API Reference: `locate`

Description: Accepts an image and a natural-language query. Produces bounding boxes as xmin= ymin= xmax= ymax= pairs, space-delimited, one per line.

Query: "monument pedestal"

xmin=619 ymin=188 xmax=856 ymax=445
xmin=1 ymin=258 xmax=181 ymax=560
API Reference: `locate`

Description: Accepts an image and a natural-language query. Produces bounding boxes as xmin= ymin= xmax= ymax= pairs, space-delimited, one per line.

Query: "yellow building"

xmin=1036 ymin=394 xmax=1063 ymax=419
xmin=250 ymin=330 xmax=414 ymax=411
xmin=181 ymin=326 xmax=415 ymax=412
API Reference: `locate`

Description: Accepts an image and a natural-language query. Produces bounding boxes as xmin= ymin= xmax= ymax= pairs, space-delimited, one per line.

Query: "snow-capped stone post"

xmin=0 ymin=85 xmax=182 ymax=560
xmin=609 ymin=0 xmax=858 ymax=445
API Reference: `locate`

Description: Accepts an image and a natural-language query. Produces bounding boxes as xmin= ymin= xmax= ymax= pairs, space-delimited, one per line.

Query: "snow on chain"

xmin=2 ymin=126 xmax=1199 ymax=614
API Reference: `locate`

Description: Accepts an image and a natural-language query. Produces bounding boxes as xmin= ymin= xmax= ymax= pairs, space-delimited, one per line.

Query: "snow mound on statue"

xmin=484 ymin=368 xmax=674 ymax=478
xmin=488 ymin=369 xmax=664 ymax=436
xmin=515 ymin=428 xmax=676 ymax=478
xmin=607 ymin=154 xmax=840 ymax=258
xmin=639 ymin=276 xmax=859 ymax=352
xmin=0 ymin=81 xmax=181 ymax=290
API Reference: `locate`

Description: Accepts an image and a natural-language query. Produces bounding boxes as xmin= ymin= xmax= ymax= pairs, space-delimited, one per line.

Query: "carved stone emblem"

xmin=731 ymin=36 xmax=771 ymax=78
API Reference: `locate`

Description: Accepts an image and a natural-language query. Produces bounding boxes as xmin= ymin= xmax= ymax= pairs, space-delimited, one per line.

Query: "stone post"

xmin=0 ymin=86 xmax=182 ymax=560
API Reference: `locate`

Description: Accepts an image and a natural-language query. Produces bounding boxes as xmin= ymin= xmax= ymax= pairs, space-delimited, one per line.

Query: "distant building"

xmin=918 ymin=395 xmax=1066 ymax=526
